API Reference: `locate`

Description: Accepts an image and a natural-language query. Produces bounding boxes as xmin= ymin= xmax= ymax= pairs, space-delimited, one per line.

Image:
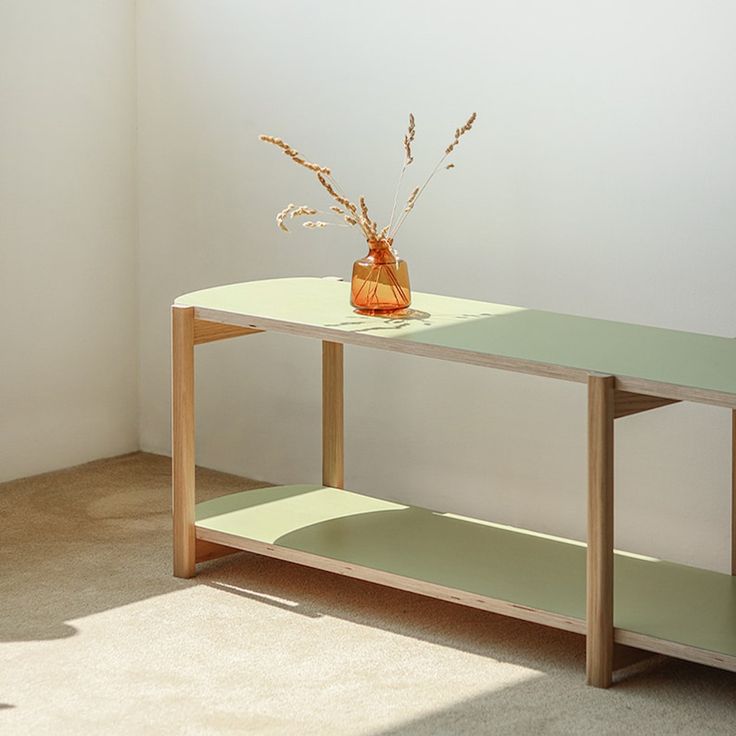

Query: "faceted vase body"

xmin=350 ymin=238 xmax=411 ymax=315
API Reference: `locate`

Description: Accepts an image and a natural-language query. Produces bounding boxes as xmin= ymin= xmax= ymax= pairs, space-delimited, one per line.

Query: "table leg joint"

xmin=614 ymin=390 xmax=680 ymax=419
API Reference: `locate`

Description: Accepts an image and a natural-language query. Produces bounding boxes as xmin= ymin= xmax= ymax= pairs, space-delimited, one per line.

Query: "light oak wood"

xmin=172 ymin=305 xmax=196 ymax=579
xmin=587 ymin=374 xmax=615 ymax=688
xmin=195 ymin=538 xmax=242 ymax=563
xmin=193 ymin=318 xmax=263 ymax=345
xmin=615 ymin=629 xmax=736 ymax=673
xmin=732 ymin=410 xmax=736 ymax=576
xmin=614 ymin=390 xmax=680 ymax=419
xmin=322 ymin=341 xmax=344 ymax=489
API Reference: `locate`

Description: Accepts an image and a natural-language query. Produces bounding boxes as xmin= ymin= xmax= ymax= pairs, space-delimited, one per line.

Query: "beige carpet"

xmin=1 ymin=453 xmax=735 ymax=735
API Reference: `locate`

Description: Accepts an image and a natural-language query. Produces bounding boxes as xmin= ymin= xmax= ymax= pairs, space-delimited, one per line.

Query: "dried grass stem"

xmin=391 ymin=112 xmax=477 ymax=237
xmin=387 ymin=112 xmax=417 ymax=234
xmin=259 ymin=134 xmax=331 ymax=175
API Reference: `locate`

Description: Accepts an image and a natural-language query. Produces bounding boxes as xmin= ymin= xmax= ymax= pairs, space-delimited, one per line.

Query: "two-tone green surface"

xmin=175 ymin=278 xmax=736 ymax=406
xmin=196 ymin=485 xmax=736 ymax=658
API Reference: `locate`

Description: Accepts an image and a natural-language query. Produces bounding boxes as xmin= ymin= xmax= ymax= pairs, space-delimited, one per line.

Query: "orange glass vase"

xmin=350 ymin=238 xmax=411 ymax=315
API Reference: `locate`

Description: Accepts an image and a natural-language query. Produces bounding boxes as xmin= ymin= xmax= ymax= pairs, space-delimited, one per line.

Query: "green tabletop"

xmin=175 ymin=277 xmax=736 ymax=407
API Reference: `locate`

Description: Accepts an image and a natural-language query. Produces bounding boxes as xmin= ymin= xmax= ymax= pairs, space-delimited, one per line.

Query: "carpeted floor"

xmin=1 ymin=452 xmax=735 ymax=735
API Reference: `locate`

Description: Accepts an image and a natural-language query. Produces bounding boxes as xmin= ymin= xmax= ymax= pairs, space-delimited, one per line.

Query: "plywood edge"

xmin=615 ymin=629 xmax=736 ymax=673
xmin=198 ymin=524 xmax=736 ymax=672
xmin=192 ymin=307 xmax=590 ymax=384
xmin=189 ymin=308 xmax=736 ymax=408
xmin=193 ymin=525 xmax=585 ymax=635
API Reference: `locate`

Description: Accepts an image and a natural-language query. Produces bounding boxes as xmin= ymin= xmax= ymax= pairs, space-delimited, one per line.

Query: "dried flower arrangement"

xmin=259 ymin=112 xmax=476 ymax=239
xmin=259 ymin=112 xmax=477 ymax=313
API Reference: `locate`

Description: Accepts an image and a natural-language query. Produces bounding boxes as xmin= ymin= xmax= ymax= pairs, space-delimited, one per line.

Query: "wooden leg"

xmin=322 ymin=341 xmax=344 ymax=489
xmin=587 ymin=374 xmax=615 ymax=687
xmin=172 ymin=305 xmax=196 ymax=578
xmin=732 ymin=410 xmax=735 ymax=576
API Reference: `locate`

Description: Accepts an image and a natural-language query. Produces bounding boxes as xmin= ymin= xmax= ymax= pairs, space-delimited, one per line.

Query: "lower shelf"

xmin=195 ymin=484 xmax=736 ymax=672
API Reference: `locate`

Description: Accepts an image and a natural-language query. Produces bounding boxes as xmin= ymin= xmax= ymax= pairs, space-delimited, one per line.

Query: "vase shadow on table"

xmin=326 ymin=309 xmax=507 ymax=334
xmin=326 ymin=308 xmax=432 ymax=329
xmin=358 ymin=308 xmax=432 ymax=321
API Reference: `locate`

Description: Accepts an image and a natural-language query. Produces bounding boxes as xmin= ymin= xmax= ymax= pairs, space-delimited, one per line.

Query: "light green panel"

xmin=196 ymin=485 xmax=736 ymax=656
xmin=195 ymin=484 xmax=586 ymax=619
xmin=176 ymin=278 xmax=736 ymax=400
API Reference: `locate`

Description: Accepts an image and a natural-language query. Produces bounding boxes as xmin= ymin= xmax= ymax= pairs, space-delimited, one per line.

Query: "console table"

xmin=172 ymin=277 xmax=736 ymax=688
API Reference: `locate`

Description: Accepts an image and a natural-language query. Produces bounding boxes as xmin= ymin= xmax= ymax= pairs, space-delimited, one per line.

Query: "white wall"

xmin=137 ymin=0 xmax=736 ymax=573
xmin=0 ymin=1 xmax=138 ymax=481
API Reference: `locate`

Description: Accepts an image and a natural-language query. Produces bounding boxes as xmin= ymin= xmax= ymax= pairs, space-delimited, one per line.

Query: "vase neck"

xmin=367 ymin=237 xmax=394 ymax=258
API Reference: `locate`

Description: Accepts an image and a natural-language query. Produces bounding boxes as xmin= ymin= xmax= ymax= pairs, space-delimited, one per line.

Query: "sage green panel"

xmin=195 ymin=484 xmax=586 ymax=620
xmin=615 ymin=554 xmax=736 ymax=655
xmin=196 ymin=484 xmax=736 ymax=655
xmin=175 ymin=278 xmax=736 ymax=398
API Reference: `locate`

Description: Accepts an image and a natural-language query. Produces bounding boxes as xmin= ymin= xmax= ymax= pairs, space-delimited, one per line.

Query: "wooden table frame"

xmin=171 ymin=290 xmax=736 ymax=689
